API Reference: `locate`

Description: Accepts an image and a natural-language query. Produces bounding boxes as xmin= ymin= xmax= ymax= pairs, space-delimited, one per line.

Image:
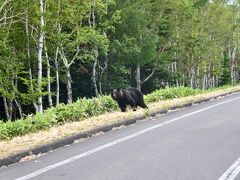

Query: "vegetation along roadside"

xmin=0 ymin=85 xmax=239 ymax=160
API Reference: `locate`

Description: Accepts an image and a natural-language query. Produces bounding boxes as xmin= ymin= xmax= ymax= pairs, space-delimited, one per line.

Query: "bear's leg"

xmin=130 ymin=103 xmax=137 ymax=111
xmin=121 ymin=107 xmax=127 ymax=112
xmin=138 ymin=97 xmax=148 ymax=109
xmin=140 ymin=102 xmax=148 ymax=108
xmin=120 ymin=104 xmax=127 ymax=112
xmin=131 ymin=106 xmax=137 ymax=111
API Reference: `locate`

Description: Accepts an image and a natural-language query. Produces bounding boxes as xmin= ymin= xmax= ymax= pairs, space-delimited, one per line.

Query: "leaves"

xmin=0 ymin=87 xmax=205 ymax=140
xmin=0 ymin=0 xmax=240 ymax=121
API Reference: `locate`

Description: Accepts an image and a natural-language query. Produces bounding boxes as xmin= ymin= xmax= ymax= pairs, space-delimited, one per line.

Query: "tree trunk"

xmin=98 ymin=68 xmax=103 ymax=96
xmin=231 ymin=47 xmax=238 ymax=85
xmin=44 ymin=44 xmax=53 ymax=107
xmin=230 ymin=8 xmax=239 ymax=86
xmin=55 ymin=0 xmax=61 ymax=105
xmin=14 ymin=99 xmax=23 ymax=118
xmin=98 ymin=55 xmax=108 ymax=95
xmin=59 ymin=45 xmax=79 ymax=104
xmin=98 ymin=65 xmax=104 ymax=95
xmin=89 ymin=2 xmax=99 ymax=96
xmin=190 ymin=67 xmax=194 ymax=89
xmin=175 ymin=62 xmax=179 ymax=87
xmin=3 ymin=97 xmax=13 ymax=121
xmin=196 ymin=65 xmax=200 ymax=89
xmin=8 ymin=100 xmax=13 ymax=120
xmin=13 ymin=74 xmax=23 ymax=118
xmin=25 ymin=7 xmax=38 ymax=112
xmin=171 ymin=61 xmax=179 ymax=87
xmin=99 ymin=82 xmax=103 ymax=95
xmin=43 ymin=0 xmax=53 ymax=108
xmin=92 ymin=58 xmax=99 ymax=96
xmin=202 ymin=73 xmax=207 ymax=90
xmin=136 ymin=63 xmax=141 ymax=91
xmin=173 ymin=16 xmax=179 ymax=87
xmin=3 ymin=97 xmax=10 ymax=120
xmin=66 ymin=66 xmax=73 ymax=104
xmin=55 ymin=46 xmax=60 ymax=105
xmin=37 ymin=0 xmax=45 ymax=113
xmin=212 ymin=76 xmax=215 ymax=88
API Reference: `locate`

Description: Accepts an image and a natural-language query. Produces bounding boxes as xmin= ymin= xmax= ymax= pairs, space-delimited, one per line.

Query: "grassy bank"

xmin=0 ymin=86 xmax=238 ymax=140
xmin=0 ymin=86 xmax=240 ymax=159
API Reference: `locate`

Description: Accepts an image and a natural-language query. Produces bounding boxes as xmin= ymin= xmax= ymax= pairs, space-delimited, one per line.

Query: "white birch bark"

xmin=230 ymin=8 xmax=239 ymax=85
xmin=197 ymin=65 xmax=200 ymax=89
xmin=37 ymin=0 xmax=45 ymax=113
xmin=202 ymin=74 xmax=207 ymax=90
xmin=93 ymin=58 xmax=99 ymax=96
xmin=3 ymin=97 xmax=10 ymax=120
xmin=136 ymin=63 xmax=141 ymax=91
xmin=66 ymin=66 xmax=72 ymax=104
xmin=173 ymin=17 xmax=179 ymax=87
xmin=55 ymin=0 xmax=61 ymax=105
xmin=43 ymin=0 xmax=53 ymax=107
xmin=59 ymin=46 xmax=80 ymax=104
xmin=90 ymin=1 xmax=100 ymax=96
xmin=55 ymin=46 xmax=60 ymax=105
xmin=14 ymin=99 xmax=23 ymax=118
xmin=44 ymin=44 xmax=53 ymax=107
xmin=98 ymin=55 xmax=108 ymax=95
xmin=141 ymin=68 xmax=156 ymax=85
xmin=189 ymin=66 xmax=195 ymax=89
xmin=231 ymin=47 xmax=238 ymax=85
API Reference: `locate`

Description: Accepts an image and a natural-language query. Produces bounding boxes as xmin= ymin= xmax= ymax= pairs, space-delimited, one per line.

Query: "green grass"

xmin=0 ymin=95 xmax=118 ymax=140
xmin=145 ymin=87 xmax=203 ymax=103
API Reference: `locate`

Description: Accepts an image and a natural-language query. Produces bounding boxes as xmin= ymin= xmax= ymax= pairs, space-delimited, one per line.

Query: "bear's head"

xmin=110 ymin=88 xmax=124 ymax=101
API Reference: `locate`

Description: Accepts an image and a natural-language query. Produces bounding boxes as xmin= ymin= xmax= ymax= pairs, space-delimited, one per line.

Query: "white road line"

xmin=15 ymin=96 xmax=240 ymax=180
xmin=218 ymin=157 xmax=240 ymax=180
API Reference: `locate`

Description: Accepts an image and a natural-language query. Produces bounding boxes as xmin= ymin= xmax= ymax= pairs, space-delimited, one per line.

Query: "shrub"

xmin=0 ymin=86 xmax=229 ymax=140
xmin=145 ymin=87 xmax=203 ymax=103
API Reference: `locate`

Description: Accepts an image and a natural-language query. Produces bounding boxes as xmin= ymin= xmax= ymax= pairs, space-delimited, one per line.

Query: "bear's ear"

xmin=110 ymin=88 xmax=113 ymax=92
xmin=117 ymin=88 xmax=123 ymax=96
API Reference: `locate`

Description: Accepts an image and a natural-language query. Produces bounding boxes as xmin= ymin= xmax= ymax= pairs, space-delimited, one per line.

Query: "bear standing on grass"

xmin=111 ymin=88 xmax=148 ymax=112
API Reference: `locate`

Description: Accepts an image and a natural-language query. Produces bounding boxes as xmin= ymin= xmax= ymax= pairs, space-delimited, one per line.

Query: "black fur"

xmin=111 ymin=88 xmax=148 ymax=112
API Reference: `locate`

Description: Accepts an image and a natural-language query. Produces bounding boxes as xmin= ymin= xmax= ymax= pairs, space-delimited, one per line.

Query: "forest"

xmin=0 ymin=0 xmax=239 ymax=121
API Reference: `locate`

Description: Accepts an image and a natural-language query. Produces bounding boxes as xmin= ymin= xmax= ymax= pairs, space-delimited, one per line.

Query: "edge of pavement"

xmin=0 ymin=90 xmax=239 ymax=168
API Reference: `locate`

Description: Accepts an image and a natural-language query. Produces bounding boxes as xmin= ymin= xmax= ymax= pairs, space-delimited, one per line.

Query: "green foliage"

xmin=0 ymin=94 xmax=118 ymax=140
xmin=0 ymin=87 xmax=206 ymax=140
xmin=145 ymin=87 xmax=203 ymax=103
xmin=0 ymin=0 xmax=240 ymax=137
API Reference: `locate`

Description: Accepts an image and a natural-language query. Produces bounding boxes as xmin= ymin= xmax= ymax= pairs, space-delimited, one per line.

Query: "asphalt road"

xmin=1 ymin=93 xmax=240 ymax=180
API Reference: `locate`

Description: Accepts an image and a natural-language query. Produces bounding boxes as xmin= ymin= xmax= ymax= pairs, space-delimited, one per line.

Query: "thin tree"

xmin=37 ymin=0 xmax=45 ymax=113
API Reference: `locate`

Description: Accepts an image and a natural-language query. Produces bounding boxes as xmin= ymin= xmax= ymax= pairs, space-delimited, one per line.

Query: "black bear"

xmin=111 ymin=88 xmax=148 ymax=112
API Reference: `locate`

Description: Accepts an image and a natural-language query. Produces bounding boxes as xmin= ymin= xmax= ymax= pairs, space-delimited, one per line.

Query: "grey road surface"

xmin=1 ymin=93 xmax=240 ymax=180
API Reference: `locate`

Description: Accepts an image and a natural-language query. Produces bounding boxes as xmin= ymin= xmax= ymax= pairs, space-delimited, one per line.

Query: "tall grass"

xmin=0 ymin=86 xmax=231 ymax=140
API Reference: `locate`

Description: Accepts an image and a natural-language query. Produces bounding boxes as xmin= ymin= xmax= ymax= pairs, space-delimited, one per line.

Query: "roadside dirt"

xmin=0 ymin=86 xmax=240 ymax=159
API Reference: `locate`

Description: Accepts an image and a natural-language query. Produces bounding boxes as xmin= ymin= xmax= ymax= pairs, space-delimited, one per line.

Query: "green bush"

xmin=145 ymin=87 xmax=203 ymax=103
xmin=0 ymin=95 xmax=119 ymax=140
xmin=0 ymin=86 xmax=229 ymax=140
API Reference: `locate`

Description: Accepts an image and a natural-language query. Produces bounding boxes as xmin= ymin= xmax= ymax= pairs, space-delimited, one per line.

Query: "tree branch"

xmin=59 ymin=45 xmax=69 ymax=67
xmin=69 ymin=46 xmax=80 ymax=66
xmin=141 ymin=68 xmax=156 ymax=85
xmin=0 ymin=0 xmax=12 ymax=14
xmin=141 ymin=41 xmax=169 ymax=85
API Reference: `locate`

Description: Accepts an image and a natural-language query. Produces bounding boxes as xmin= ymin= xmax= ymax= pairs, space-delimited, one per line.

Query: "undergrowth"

xmin=0 ymin=86 xmax=236 ymax=140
